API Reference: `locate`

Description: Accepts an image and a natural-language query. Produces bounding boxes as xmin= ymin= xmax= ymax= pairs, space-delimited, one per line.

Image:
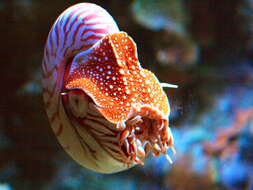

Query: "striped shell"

xmin=42 ymin=3 xmax=175 ymax=173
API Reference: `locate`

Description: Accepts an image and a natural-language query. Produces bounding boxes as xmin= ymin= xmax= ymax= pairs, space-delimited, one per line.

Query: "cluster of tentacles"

xmin=118 ymin=105 xmax=175 ymax=165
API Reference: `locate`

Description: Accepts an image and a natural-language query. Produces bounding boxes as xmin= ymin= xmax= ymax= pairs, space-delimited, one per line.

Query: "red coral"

xmin=203 ymin=108 xmax=253 ymax=159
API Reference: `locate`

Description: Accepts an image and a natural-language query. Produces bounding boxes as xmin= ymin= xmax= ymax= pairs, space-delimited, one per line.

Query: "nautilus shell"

xmin=42 ymin=3 xmax=176 ymax=173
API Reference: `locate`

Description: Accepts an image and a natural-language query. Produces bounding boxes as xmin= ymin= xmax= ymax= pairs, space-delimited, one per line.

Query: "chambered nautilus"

xmin=42 ymin=2 xmax=177 ymax=173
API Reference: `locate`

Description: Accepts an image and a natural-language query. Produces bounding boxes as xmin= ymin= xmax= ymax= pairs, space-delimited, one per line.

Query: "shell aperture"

xmin=66 ymin=32 xmax=170 ymax=123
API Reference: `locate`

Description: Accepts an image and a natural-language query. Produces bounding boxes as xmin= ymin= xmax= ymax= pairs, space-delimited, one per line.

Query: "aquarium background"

xmin=1 ymin=0 xmax=253 ymax=189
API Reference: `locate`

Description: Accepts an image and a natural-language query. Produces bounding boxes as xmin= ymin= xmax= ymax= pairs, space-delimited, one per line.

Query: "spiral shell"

xmin=42 ymin=3 xmax=175 ymax=173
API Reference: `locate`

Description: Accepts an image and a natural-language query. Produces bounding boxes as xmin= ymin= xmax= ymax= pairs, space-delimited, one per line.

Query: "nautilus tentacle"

xmin=42 ymin=3 xmax=175 ymax=173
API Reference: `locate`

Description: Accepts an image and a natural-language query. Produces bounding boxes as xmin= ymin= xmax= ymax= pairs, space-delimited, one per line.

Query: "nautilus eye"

xmin=42 ymin=3 xmax=176 ymax=173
